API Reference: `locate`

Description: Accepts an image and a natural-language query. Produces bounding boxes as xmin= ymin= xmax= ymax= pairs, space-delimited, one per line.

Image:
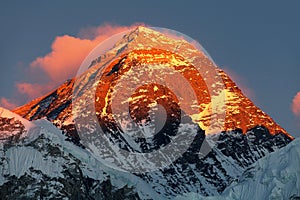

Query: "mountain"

xmin=13 ymin=26 xmax=291 ymax=138
xmin=0 ymin=108 xmax=294 ymax=199
xmin=0 ymin=107 xmax=35 ymax=141
xmin=0 ymin=26 xmax=296 ymax=199
xmin=0 ymin=108 xmax=142 ymax=199
xmin=175 ymin=138 xmax=300 ymax=200
xmin=217 ymin=137 xmax=300 ymax=200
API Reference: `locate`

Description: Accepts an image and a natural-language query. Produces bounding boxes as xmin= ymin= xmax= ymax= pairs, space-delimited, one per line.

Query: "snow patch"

xmin=0 ymin=107 xmax=35 ymax=132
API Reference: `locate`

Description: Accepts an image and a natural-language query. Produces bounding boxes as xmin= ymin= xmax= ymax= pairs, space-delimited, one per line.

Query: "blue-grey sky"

xmin=0 ymin=0 xmax=299 ymax=137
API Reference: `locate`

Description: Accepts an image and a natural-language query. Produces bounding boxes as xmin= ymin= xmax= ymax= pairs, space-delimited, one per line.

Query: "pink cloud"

xmin=0 ymin=82 xmax=55 ymax=110
xmin=11 ymin=23 xmax=145 ymax=105
xmin=31 ymin=23 xmax=146 ymax=83
xmin=30 ymin=35 xmax=96 ymax=82
xmin=0 ymin=97 xmax=18 ymax=110
xmin=292 ymin=92 xmax=300 ymax=116
xmin=16 ymin=82 xmax=56 ymax=100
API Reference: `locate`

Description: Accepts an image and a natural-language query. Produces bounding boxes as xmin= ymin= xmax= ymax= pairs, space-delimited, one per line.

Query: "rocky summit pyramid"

xmin=13 ymin=26 xmax=291 ymax=138
xmin=2 ymin=26 xmax=294 ymax=199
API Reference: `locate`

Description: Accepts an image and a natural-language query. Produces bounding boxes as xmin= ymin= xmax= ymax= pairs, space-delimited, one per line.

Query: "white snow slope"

xmin=175 ymin=138 xmax=300 ymax=200
xmin=0 ymin=107 xmax=35 ymax=131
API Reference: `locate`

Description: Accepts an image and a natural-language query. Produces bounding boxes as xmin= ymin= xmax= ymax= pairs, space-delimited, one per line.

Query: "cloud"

xmin=0 ymin=98 xmax=18 ymax=110
xmin=16 ymin=82 xmax=56 ymax=100
xmin=30 ymin=35 xmax=95 ymax=82
xmin=292 ymin=92 xmax=300 ymax=116
xmin=8 ymin=23 xmax=145 ymax=106
xmin=31 ymin=23 xmax=144 ymax=83
xmin=0 ymin=82 xmax=55 ymax=110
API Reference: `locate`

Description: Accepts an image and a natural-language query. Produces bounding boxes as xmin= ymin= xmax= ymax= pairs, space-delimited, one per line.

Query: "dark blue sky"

xmin=0 ymin=0 xmax=299 ymax=137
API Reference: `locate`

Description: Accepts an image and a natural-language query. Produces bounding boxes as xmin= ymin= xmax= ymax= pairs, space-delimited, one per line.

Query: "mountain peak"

xmin=0 ymin=107 xmax=31 ymax=126
xmin=12 ymin=27 xmax=293 ymax=140
xmin=135 ymin=25 xmax=152 ymax=32
xmin=0 ymin=107 xmax=35 ymax=140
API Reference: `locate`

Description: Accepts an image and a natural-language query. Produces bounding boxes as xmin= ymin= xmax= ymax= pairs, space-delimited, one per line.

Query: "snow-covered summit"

xmin=0 ymin=107 xmax=35 ymax=140
xmin=0 ymin=107 xmax=35 ymax=130
xmin=12 ymin=27 xmax=291 ymax=138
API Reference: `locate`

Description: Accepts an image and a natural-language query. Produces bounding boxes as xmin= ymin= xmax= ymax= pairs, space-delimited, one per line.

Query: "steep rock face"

xmin=138 ymin=126 xmax=292 ymax=197
xmin=0 ymin=107 xmax=35 ymax=141
xmin=0 ymin=117 xmax=25 ymax=141
xmin=13 ymin=79 xmax=74 ymax=122
xmin=1 ymin=173 xmax=140 ymax=200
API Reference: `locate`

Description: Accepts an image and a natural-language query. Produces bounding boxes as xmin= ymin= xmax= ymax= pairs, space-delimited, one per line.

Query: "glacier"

xmin=175 ymin=138 xmax=300 ymax=200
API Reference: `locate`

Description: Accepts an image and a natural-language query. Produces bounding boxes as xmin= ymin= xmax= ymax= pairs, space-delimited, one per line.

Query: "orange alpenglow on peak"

xmin=12 ymin=26 xmax=293 ymax=139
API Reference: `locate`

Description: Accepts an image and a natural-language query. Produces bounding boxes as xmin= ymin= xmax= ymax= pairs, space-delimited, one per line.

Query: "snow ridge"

xmin=175 ymin=138 xmax=300 ymax=200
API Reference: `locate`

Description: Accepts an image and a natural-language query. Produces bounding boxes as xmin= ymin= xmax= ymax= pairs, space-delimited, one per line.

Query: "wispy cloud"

xmin=16 ymin=82 xmax=56 ymax=100
xmin=0 ymin=97 xmax=18 ymax=110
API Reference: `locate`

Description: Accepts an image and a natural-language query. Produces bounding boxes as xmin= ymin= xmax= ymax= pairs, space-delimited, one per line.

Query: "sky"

xmin=0 ymin=0 xmax=299 ymax=137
